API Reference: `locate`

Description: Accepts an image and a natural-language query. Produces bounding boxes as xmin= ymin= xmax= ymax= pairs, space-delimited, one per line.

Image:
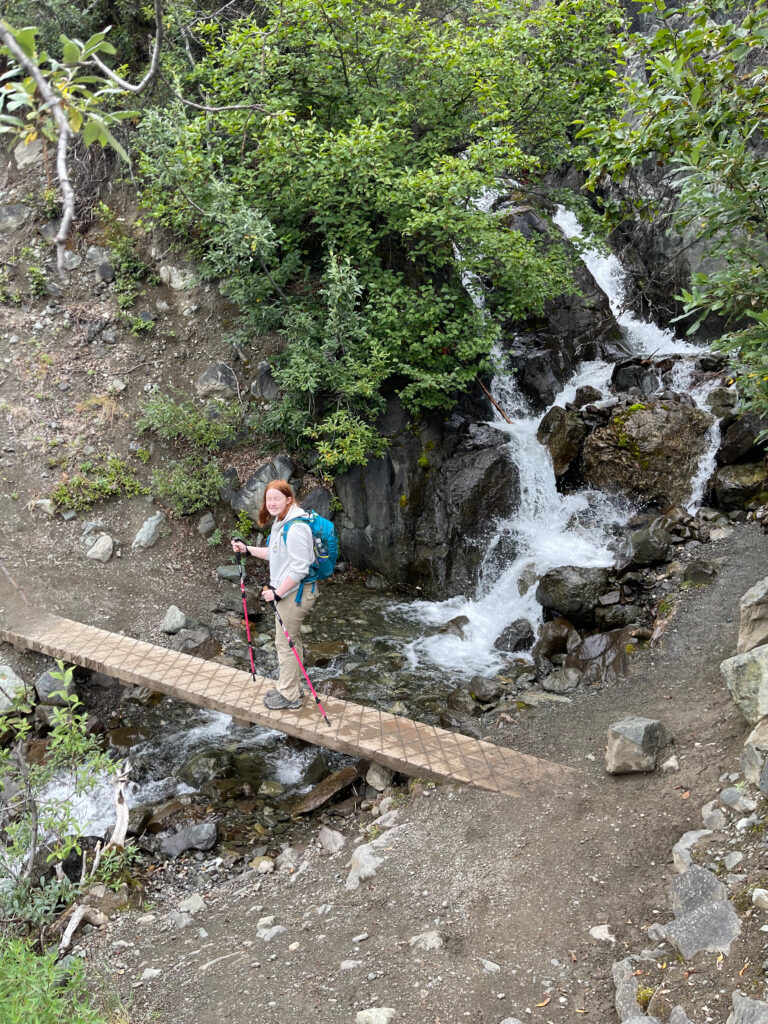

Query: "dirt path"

xmin=74 ymin=524 xmax=766 ymax=1024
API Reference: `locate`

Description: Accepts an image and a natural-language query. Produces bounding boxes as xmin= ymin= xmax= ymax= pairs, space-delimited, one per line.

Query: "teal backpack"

xmin=281 ymin=511 xmax=339 ymax=603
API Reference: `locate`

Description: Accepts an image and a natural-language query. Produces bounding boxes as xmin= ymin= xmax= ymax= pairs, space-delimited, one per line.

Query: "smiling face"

xmin=265 ymin=487 xmax=291 ymax=519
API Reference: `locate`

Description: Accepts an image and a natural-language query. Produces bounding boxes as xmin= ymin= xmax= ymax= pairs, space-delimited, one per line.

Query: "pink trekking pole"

xmin=263 ymin=586 xmax=331 ymax=727
xmin=237 ymin=552 xmax=257 ymax=682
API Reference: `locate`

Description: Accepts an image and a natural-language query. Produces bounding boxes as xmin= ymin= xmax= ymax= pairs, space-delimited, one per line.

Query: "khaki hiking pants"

xmin=274 ymin=586 xmax=318 ymax=701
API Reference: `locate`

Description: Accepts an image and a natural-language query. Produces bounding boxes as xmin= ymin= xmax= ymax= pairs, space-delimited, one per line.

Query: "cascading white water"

xmin=399 ymin=205 xmax=723 ymax=678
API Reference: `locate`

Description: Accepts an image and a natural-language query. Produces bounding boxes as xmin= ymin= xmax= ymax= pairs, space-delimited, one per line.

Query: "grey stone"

xmin=132 ymin=512 xmax=166 ymax=550
xmin=86 ymin=533 xmax=113 ymax=562
xmin=178 ymin=893 xmax=207 ymax=915
xmin=195 ymin=363 xmax=238 ymax=400
xmin=217 ymin=565 xmax=241 ymax=582
xmin=612 ymin=955 xmax=642 ymax=1021
xmin=251 ymin=361 xmax=281 ymax=403
xmin=738 ymin=577 xmax=768 ymax=654
xmin=536 ymin=566 xmax=610 ymax=625
xmin=366 ymin=763 xmax=393 ymax=791
xmin=408 ymin=930 xmax=444 ymax=951
xmin=301 ymin=485 xmax=332 ymax=520
xmin=159 ymin=822 xmax=217 ymax=858
xmin=542 ymin=666 xmax=581 ymax=694
xmin=706 ymin=386 xmax=739 ymax=419
xmin=0 ymin=204 xmax=31 ymax=232
xmin=532 ymin=617 xmax=580 ymax=669
xmin=356 ymin=1010 xmax=396 ymax=1024
xmin=751 ymin=887 xmax=768 ymax=910
xmin=317 ymin=826 xmax=345 ymax=854
xmin=761 ymin=755 xmax=768 ymax=798
xmin=197 ymin=512 xmax=217 ymax=538
xmin=719 ymin=786 xmax=757 ymax=814
xmin=726 ymin=992 xmax=768 ymax=1024
xmin=725 ymin=852 xmax=743 ymax=870
xmin=536 ymin=405 xmax=588 ymax=476
xmin=672 ymin=830 xmax=712 ymax=873
xmin=86 ymin=245 xmax=109 ymax=264
xmin=669 ymin=1005 xmax=695 ymax=1024
xmin=97 ymin=262 xmax=115 ymax=283
xmin=257 ymin=924 xmax=286 ymax=942
xmin=165 ymin=911 xmax=194 ymax=929
xmin=605 ymin=716 xmax=667 ymax=774
xmin=275 ymin=847 xmax=300 ymax=872
xmin=670 ymin=864 xmax=729 ymax=916
xmin=0 ymin=665 xmax=27 ymax=711
xmin=13 ymin=139 xmax=43 ymax=168
xmin=741 ymin=718 xmax=768 ymax=784
xmin=34 ymin=667 xmax=76 ymax=707
xmin=701 ymin=799 xmax=726 ymax=830
xmin=714 ymin=463 xmax=768 ymax=510
xmin=158 ymin=264 xmax=196 ymax=290
xmin=721 ymin=645 xmax=768 ymax=725
xmin=62 ymin=251 xmax=82 ymax=271
xmin=665 ymin=900 xmax=741 ymax=958
xmin=160 ymin=606 xmax=187 ymax=634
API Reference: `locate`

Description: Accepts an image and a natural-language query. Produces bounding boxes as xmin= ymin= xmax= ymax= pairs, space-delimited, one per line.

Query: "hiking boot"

xmin=264 ymin=689 xmax=302 ymax=711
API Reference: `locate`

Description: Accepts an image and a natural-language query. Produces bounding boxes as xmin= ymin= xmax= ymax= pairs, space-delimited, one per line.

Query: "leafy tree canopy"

xmin=137 ymin=0 xmax=622 ymax=469
xmin=583 ymin=0 xmax=768 ymax=421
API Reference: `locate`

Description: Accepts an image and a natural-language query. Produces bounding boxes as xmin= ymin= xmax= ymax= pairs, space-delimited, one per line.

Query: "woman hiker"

xmin=231 ymin=479 xmax=317 ymax=711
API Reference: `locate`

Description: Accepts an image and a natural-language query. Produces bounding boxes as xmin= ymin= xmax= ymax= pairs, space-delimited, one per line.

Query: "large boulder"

xmin=532 ymin=617 xmax=580 ymax=670
xmin=720 ymin=645 xmax=768 ymax=724
xmin=536 ymin=406 xmax=588 ymax=477
xmin=581 ymin=399 xmax=714 ymax=506
xmin=336 ymin=398 xmax=520 ymax=598
xmin=535 ymin=566 xmax=610 ymax=626
xmin=611 ymin=358 xmax=661 ymax=397
xmin=716 ymin=414 xmax=768 ymax=465
xmin=195 ymin=363 xmax=238 ymax=400
xmin=713 ymin=462 xmax=768 ymax=510
xmin=565 ymin=628 xmax=635 ymax=685
xmin=740 ymin=718 xmax=768 ymax=786
xmin=231 ymin=457 xmax=300 ymax=516
xmin=615 ymin=517 xmax=673 ymax=569
xmin=738 ymin=576 xmax=768 ymax=654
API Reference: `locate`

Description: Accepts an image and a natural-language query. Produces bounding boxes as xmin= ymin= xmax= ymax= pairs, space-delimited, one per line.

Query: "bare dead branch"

xmin=58 ymin=905 xmax=108 ymax=954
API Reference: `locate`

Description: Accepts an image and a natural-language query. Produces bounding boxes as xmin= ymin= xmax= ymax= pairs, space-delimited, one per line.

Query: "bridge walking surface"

xmin=0 ymin=607 xmax=575 ymax=797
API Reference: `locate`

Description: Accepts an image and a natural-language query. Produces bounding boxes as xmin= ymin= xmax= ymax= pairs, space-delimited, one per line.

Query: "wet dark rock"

xmin=713 ymin=463 xmax=768 ymax=510
xmin=574 ymin=385 xmax=602 ymax=409
xmin=717 ymin=414 xmax=768 ymax=465
xmin=536 ymin=566 xmax=610 ymax=626
xmin=439 ymin=615 xmax=470 ymax=639
xmin=532 ymin=617 xmax=580 ymax=669
xmin=595 ymin=603 xmax=646 ymax=629
xmin=178 ymin=753 xmax=222 ymax=787
xmin=288 ymin=765 xmax=361 ymax=815
xmin=159 ymin=821 xmax=218 ymax=859
xmin=612 ymin=359 xmax=661 ymax=396
xmin=305 ymin=640 xmax=349 ymax=667
xmin=615 ymin=518 xmax=673 ymax=569
xmin=494 ymin=618 xmax=534 ymax=652
xmin=468 ymin=676 xmax=505 ymax=704
xmin=536 ymin=406 xmax=588 ymax=477
xmin=446 ymin=687 xmax=482 ymax=718
xmin=565 ymin=627 xmax=635 ymax=685
xmin=218 ymin=465 xmax=240 ymax=504
xmin=706 ymin=387 xmax=739 ymax=420
xmin=582 ymin=399 xmax=714 ymax=506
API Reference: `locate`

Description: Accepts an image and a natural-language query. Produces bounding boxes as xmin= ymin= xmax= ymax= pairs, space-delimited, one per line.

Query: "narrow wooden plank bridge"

xmin=0 ymin=607 xmax=575 ymax=797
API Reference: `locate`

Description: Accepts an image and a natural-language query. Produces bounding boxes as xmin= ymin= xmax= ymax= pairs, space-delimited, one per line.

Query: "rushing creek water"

xmin=72 ymin=208 xmax=725 ymax=835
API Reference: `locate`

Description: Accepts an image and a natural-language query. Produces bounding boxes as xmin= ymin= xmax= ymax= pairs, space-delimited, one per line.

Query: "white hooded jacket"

xmin=268 ymin=504 xmax=314 ymax=600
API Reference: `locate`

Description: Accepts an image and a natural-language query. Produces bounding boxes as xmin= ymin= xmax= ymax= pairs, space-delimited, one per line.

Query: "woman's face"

xmin=265 ymin=488 xmax=290 ymax=518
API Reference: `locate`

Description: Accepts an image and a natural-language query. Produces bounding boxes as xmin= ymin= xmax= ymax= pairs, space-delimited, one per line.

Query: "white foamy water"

xmin=398 ymin=205 xmax=719 ymax=678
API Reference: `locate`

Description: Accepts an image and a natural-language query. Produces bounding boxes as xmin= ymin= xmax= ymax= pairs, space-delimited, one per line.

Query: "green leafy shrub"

xmin=97 ymin=203 xmax=155 ymax=311
xmin=137 ymin=389 xmax=243 ymax=452
xmin=50 ymin=453 xmax=148 ymax=510
xmin=151 ymin=456 xmax=225 ymax=515
xmin=0 ymin=663 xmax=121 ymax=931
xmin=27 ymin=266 xmax=48 ymax=297
xmin=136 ymin=0 xmax=622 ymax=462
xmin=583 ymin=0 xmax=768 ymax=424
xmin=0 ymin=937 xmax=107 ymax=1024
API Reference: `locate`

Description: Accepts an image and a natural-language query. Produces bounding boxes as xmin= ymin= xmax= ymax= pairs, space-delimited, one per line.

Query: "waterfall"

xmin=399 ymin=205 xmax=723 ymax=678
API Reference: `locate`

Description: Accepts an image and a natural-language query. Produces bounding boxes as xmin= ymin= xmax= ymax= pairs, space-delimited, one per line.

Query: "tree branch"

xmin=12 ymin=743 xmax=38 ymax=883
xmin=86 ymin=0 xmax=164 ymax=95
xmin=0 ymin=25 xmax=75 ymax=276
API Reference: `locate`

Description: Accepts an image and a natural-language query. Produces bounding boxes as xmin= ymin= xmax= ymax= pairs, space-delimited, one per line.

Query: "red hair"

xmin=258 ymin=479 xmax=295 ymax=528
